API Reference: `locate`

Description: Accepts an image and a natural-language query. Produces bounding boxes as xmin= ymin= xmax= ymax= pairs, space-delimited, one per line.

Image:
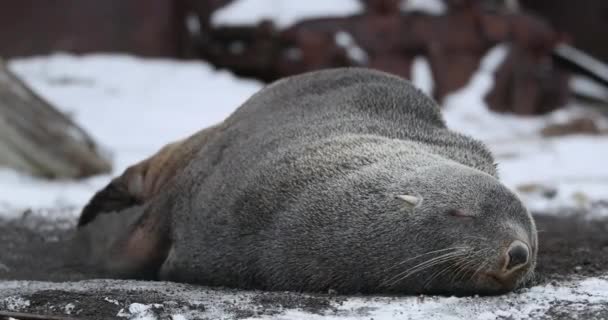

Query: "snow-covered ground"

xmin=1 ymin=276 xmax=608 ymax=320
xmin=1 ymin=49 xmax=608 ymax=319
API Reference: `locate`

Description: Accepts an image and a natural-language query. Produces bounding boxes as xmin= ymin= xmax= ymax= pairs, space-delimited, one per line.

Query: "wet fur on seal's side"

xmin=76 ymin=68 xmax=537 ymax=295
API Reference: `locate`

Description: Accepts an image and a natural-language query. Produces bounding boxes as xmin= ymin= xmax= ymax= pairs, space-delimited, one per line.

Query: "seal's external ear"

xmin=395 ymin=194 xmax=421 ymax=208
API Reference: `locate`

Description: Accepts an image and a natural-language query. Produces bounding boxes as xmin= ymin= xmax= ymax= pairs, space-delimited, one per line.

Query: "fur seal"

xmin=75 ymin=68 xmax=537 ymax=295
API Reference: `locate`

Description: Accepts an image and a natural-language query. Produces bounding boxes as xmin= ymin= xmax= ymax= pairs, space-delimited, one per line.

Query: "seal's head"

xmin=377 ymin=163 xmax=537 ymax=295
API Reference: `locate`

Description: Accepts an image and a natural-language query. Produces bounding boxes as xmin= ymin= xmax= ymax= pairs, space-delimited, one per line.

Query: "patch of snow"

xmin=118 ymin=303 xmax=160 ymax=320
xmin=334 ymin=32 xmax=368 ymax=64
xmin=402 ymin=0 xmax=446 ymax=15
xmin=411 ymin=56 xmax=434 ymax=96
xmin=212 ymin=0 xmax=363 ymax=28
xmin=212 ymin=0 xmax=446 ymax=29
xmin=64 ymin=302 xmax=76 ymax=314
xmin=1 ymin=296 xmax=30 ymax=311
xmin=0 ymin=168 xmax=104 ymax=219
xmin=105 ymin=297 xmax=121 ymax=305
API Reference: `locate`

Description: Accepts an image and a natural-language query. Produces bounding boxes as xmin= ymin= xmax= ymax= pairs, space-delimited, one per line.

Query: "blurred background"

xmin=0 ymin=0 xmax=607 ymax=218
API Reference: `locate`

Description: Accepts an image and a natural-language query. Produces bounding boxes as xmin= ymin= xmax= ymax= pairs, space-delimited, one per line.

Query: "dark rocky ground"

xmin=1 ymin=210 xmax=608 ymax=319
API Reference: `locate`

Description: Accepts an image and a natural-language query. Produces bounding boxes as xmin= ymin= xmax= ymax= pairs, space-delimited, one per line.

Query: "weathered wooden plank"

xmin=0 ymin=59 xmax=111 ymax=179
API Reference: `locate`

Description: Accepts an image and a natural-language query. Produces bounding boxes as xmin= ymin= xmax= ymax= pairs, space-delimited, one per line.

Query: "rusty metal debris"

xmin=198 ymin=0 xmax=573 ymax=115
xmin=0 ymin=0 xmax=606 ymax=115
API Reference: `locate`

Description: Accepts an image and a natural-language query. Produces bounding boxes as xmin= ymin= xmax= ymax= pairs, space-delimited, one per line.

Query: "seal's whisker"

xmin=469 ymin=255 xmax=493 ymax=283
xmin=450 ymin=254 xmax=477 ymax=284
xmin=401 ymin=254 xmax=467 ymax=284
xmin=423 ymin=264 xmax=454 ymax=288
xmin=381 ymin=252 xmax=463 ymax=287
xmin=383 ymin=246 xmax=469 ymax=273
xmin=381 ymin=250 xmax=471 ymax=288
xmin=451 ymin=252 xmax=483 ymax=285
xmin=381 ymin=249 xmax=463 ymax=278
xmin=423 ymin=255 xmax=466 ymax=288
xmin=452 ymin=248 xmax=491 ymax=284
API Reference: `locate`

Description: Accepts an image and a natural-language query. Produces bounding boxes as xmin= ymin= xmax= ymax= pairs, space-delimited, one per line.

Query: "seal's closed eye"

xmin=448 ymin=209 xmax=475 ymax=218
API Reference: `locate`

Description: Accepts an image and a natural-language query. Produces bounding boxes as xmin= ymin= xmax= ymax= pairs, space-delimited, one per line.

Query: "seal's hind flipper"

xmin=73 ymin=124 xmax=221 ymax=278
xmin=73 ymin=146 xmax=178 ymax=278
xmin=73 ymin=201 xmax=172 ymax=279
xmin=78 ymin=175 xmax=142 ymax=227
xmin=77 ymin=148 xmax=169 ymax=228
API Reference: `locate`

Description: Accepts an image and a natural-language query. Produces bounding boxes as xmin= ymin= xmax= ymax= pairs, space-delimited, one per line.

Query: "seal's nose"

xmin=505 ymin=240 xmax=530 ymax=272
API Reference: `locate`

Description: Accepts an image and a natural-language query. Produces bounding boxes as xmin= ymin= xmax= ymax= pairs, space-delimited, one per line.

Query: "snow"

xmin=211 ymin=0 xmax=446 ymax=28
xmin=1 ymin=276 xmax=608 ymax=319
xmin=402 ymin=0 xmax=446 ymax=15
xmin=212 ymin=0 xmax=363 ymax=28
xmin=411 ymin=56 xmax=434 ymax=96
xmin=64 ymin=303 xmax=76 ymax=315
xmin=105 ymin=297 xmax=120 ymax=305
xmin=118 ymin=303 xmax=162 ymax=320
xmin=335 ymin=32 xmax=369 ymax=64
xmin=242 ymin=276 xmax=608 ymax=319
xmin=1 ymin=297 xmax=30 ymax=311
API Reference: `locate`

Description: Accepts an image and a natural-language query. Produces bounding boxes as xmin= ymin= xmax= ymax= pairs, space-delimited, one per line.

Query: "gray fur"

xmin=80 ymin=68 xmax=537 ymax=295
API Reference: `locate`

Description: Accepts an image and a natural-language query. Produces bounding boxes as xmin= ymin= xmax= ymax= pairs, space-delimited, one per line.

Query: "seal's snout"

xmin=487 ymin=240 xmax=532 ymax=290
xmin=484 ymin=240 xmax=532 ymax=291
xmin=505 ymin=240 xmax=530 ymax=272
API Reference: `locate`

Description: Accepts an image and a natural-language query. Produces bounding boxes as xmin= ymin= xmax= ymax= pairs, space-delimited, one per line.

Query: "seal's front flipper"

xmin=72 ymin=201 xmax=172 ymax=279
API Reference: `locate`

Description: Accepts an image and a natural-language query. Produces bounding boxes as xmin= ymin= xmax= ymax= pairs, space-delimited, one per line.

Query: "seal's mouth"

xmin=479 ymin=268 xmax=531 ymax=292
xmin=482 ymin=272 xmax=518 ymax=290
xmin=468 ymin=242 xmax=535 ymax=294
xmin=441 ymin=269 xmax=528 ymax=295
xmin=451 ymin=241 xmax=535 ymax=294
